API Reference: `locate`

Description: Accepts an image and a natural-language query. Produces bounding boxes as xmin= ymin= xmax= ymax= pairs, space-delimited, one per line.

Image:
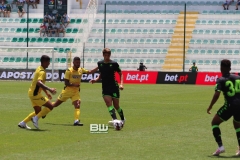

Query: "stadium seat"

xmin=15 ymin=57 xmax=21 ymax=62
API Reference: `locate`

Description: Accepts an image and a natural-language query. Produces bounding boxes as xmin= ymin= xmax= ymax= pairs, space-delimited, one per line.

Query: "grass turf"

xmin=0 ymin=81 xmax=239 ymax=160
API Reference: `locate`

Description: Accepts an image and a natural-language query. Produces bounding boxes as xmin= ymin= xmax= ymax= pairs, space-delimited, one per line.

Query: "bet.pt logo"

xmin=164 ymin=74 xmax=188 ymax=83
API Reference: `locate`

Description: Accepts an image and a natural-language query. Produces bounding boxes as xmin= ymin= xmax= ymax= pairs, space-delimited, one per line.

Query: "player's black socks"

xmin=117 ymin=107 xmax=125 ymax=120
xmin=212 ymin=125 xmax=223 ymax=147
xmin=236 ymin=128 xmax=240 ymax=146
xmin=108 ymin=106 xmax=117 ymax=120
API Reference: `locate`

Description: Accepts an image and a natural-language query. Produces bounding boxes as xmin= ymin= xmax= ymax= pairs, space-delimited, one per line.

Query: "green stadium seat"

xmin=29 ymin=28 xmax=34 ymax=33
xmin=66 ymin=28 xmax=72 ymax=33
xmin=227 ymin=50 xmax=233 ymax=55
xmin=207 ymin=50 xmax=212 ymax=55
xmin=12 ymin=37 xmax=18 ymax=42
xmin=213 ymin=50 xmax=219 ymax=55
xmin=55 ymin=38 xmax=62 ymax=43
xmin=72 ymin=28 xmax=78 ymax=33
xmin=58 ymin=48 xmax=64 ymax=53
xmin=37 ymin=37 xmax=43 ymax=43
xmin=119 ymin=59 xmax=125 ymax=63
xmin=3 ymin=28 xmax=9 ymax=32
xmin=18 ymin=38 xmax=24 ymax=42
xmin=234 ymin=50 xmax=240 ymax=55
xmin=28 ymin=57 xmax=34 ymax=63
xmin=60 ymin=58 xmax=66 ymax=63
xmin=3 ymin=57 xmax=9 ymax=62
xmin=204 ymin=60 xmax=210 ymax=65
xmin=49 ymin=38 xmax=55 ymax=43
xmin=62 ymin=38 xmax=68 ymax=43
xmin=220 ymin=50 xmax=226 ymax=55
xmin=212 ymin=60 xmax=218 ymax=65
xmin=1 ymin=18 xmax=7 ymax=23
xmin=70 ymin=19 xmax=76 ymax=23
xmin=32 ymin=18 xmax=38 ymax=23
xmin=16 ymin=28 xmax=22 ymax=33
xmin=9 ymin=57 xmax=15 ymax=62
xmin=22 ymin=28 xmax=27 ymax=33
xmin=15 ymin=57 xmax=21 ymax=62
xmin=43 ymin=38 xmax=49 ymax=43
xmin=76 ymin=19 xmax=82 ymax=24
xmin=22 ymin=57 xmax=27 ymax=62
xmin=200 ymin=50 xmax=206 ymax=55
xmin=30 ymin=38 xmax=36 ymax=43
xmin=20 ymin=18 xmax=26 ymax=23
xmin=68 ymin=38 xmax=74 ymax=43
xmin=35 ymin=58 xmax=40 ymax=63
xmin=232 ymin=60 xmax=238 ymax=65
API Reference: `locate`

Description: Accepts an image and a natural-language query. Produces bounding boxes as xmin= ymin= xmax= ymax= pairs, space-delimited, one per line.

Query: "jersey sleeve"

xmin=64 ymin=69 xmax=71 ymax=80
xmin=81 ymin=68 xmax=89 ymax=74
xmin=115 ymin=63 xmax=121 ymax=72
xmin=38 ymin=71 xmax=46 ymax=81
xmin=215 ymin=78 xmax=222 ymax=92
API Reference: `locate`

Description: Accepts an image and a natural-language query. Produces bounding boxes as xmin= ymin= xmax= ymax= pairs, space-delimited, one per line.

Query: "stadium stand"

xmin=1 ymin=0 xmax=240 ymax=72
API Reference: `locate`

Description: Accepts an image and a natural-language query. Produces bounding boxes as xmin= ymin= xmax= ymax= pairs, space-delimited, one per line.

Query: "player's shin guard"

xmin=108 ymin=106 xmax=117 ymax=120
xmin=117 ymin=107 xmax=125 ymax=120
xmin=74 ymin=109 xmax=80 ymax=121
xmin=37 ymin=107 xmax=51 ymax=119
xmin=235 ymin=128 xmax=240 ymax=146
xmin=212 ymin=125 xmax=223 ymax=147
xmin=23 ymin=112 xmax=36 ymax=123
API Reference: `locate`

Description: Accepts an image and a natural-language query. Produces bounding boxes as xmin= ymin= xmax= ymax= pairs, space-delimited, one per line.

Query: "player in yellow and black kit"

xmin=18 ymin=55 xmax=56 ymax=129
xmin=52 ymin=57 xmax=98 ymax=126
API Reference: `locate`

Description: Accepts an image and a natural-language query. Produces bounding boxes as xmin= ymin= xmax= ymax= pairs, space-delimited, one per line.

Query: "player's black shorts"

xmin=217 ymin=103 xmax=240 ymax=122
xmin=102 ymin=89 xmax=120 ymax=99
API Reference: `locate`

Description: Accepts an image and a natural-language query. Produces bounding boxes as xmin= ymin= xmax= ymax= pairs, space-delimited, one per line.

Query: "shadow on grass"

xmin=207 ymin=155 xmax=240 ymax=158
xmin=45 ymin=122 xmax=77 ymax=126
xmin=27 ymin=129 xmax=49 ymax=132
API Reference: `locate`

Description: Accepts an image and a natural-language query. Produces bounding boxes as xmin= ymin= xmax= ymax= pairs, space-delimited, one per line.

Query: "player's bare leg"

xmin=233 ymin=120 xmax=240 ymax=156
xmin=18 ymin=106 xmax=41 ymax=129
xmin=73 ymin=100 xmax=83 ymax=126
xmin=32 ymin=101 xmax=54 ymax=129
xmin=211 ymin=114 xmax=225 ymax=156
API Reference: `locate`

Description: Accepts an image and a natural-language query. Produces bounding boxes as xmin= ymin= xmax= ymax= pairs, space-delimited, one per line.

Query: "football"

xmin=113 ymin=120 xmax=124 ymax=131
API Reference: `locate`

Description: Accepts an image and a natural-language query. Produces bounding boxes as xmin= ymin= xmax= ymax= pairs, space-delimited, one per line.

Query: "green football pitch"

xmin=0 ymin=81 xmax=239 ymax=159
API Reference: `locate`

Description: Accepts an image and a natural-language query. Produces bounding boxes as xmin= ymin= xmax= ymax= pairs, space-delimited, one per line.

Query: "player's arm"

xmin=37 ymin=80 xmax=56 ymax=95
xmin=207 ymin=81 xmax=222 ymax=114
xmin=196 ymin=67 xmax=198 ymax=72
xmin=90 ymin=73 xmax=101 ymax=84
xmin=189 ymin=67 xmax=192 ymax=71
xmin=42 ymin=88 xmax=52 ymax=100
xmin=207 ymin=91 xmax=220 ymax=114
xmin=118 ymin=71 xmax=124 ymax=90
xmin=87 ymin=66 xmax=98 ymax=74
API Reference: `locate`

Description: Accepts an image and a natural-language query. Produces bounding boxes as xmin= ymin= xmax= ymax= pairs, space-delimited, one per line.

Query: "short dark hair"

xmin=102 ymin=48 xmax=111 ymax=55
xmin=73 ymin=57 xmax=80 ymax=61
xmin=221 ymin=59 xmax=231 ymax=69
xmin=40 ymin=55 xmax=50 ymax=63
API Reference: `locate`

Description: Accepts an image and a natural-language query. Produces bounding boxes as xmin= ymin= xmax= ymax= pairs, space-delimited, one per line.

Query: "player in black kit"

xmin=207 ymin=59 xmax=240 ymax=156
xmin=90 ymin=48 xmax=125 ymax=125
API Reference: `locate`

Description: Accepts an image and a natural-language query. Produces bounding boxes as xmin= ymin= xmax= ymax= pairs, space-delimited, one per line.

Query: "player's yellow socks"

xmin=23 ymin=112 xmax=36 ymax=123
xmin=37 ymin=107 xmax=51 ymax=119
xmin=74 ymin=109 xmax=80 ymax=120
